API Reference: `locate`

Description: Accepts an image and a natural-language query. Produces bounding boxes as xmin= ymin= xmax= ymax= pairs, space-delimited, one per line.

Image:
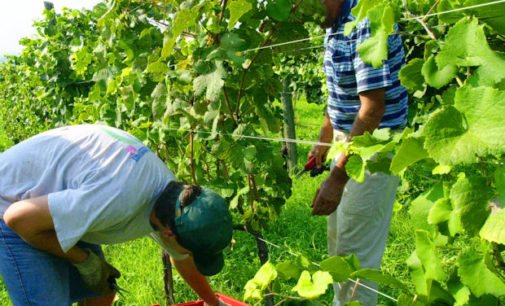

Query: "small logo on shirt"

xmin=126 ymin=145 xmax=149 ymax=162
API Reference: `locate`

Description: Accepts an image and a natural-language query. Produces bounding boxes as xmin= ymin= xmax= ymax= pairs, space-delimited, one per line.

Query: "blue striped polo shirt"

xmin=323 ymin=11 xmax=408 ymax=132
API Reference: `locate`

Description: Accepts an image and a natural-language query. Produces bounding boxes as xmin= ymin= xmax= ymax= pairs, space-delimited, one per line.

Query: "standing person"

xmin=310 ymin=1 xmax=408 ymax=305
xmin=0 ymin=124 xmax=233 ymax=306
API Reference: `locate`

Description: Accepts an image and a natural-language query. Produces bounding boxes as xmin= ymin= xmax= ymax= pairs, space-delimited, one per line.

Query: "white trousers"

xmin=328 ymin=131 xmax=399 ymax=306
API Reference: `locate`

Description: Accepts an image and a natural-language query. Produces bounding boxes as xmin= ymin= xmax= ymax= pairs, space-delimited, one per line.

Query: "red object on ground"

xmin=166 ymin=293 xmax=249 ymax=306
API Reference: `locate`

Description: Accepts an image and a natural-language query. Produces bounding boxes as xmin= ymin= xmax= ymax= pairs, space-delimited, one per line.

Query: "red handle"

xmin=304 ymin=156 xmax=316 ymax=171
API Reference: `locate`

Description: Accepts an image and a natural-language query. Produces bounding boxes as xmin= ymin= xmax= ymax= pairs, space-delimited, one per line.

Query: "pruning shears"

xmin=109 ymin=277 xmax=129 ymax=298
xmin=295 ymin=156 xmax=329 ymax=179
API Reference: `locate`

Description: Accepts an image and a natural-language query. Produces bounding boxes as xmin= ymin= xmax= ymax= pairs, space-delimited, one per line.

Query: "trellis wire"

xmin=162 ymin=126 xmax=333 ymax=147
xmin=402 ymin=0 xmax=505 ymax=20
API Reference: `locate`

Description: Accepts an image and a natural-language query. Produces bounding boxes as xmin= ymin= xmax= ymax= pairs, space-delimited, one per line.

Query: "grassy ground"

xmin=0 ymin=99 xmax=416 ymax=305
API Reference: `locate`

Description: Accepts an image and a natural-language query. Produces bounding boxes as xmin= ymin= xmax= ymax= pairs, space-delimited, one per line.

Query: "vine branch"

xmin=190 ymin=131 xmax=197 ymax=185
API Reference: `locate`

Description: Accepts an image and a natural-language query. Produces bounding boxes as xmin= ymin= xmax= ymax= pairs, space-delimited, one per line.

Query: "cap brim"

xmin=193 ymin=252 xmax=225 ymax=276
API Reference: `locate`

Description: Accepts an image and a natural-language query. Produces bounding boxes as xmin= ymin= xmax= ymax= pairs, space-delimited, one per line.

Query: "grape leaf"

xmin=428 ymin=198 xmax=452 ymax=225
xmin=415 ymin=230 xmax=447 ymax=282
xmin=356 ymin=4 xmax=396 ymax=68
xmin=458 ymin=250 xmax=505 ymax=297
xmin=409 ymin=183 xmax=444 ymax=235
xmin=345 ymin=155 xmax=365 ymax=183
xmin=276 ymin=261 xmax=301 ymax=280
xmin=421 ymin=54 xmax=457 ymax=89
xmin=193 ymin=61 xmax=226 ymax=101
xmin=320 ymin=256 xmax=353 ymax=282
xmin=494 ymin=166 xmax=505 ymax=204
xmin=351 ymin=268 xmax=409 ymax=291
xmin=479 ymin=208 xmax=505 ymax=245
xmin=435 ymin=18 xmax=505 ymax=86
xmin=399 ymin=58 xmax=425 ymax=92
xmin=266 ymin=0 xmax=290 ymax=22
xmin=390 ymin=136 xmax=428 ymax=175
xmin=228 ymin=0 xmax=252 ymax=30
xmin=450 ymin=175 xmax=492 ymax=236
xmin=423 ymin=86 xmax=505 ymax=165
xmin=345 ymin=0 xmax=381 ymax=35
xmin=447 ymin=277 xmax=471 ymax=306
xmin=162 ymin=7 xmax=199 ymax=58
xmin=407 ymin=251 xmax=428 ymax=296
xmin=292 ymin=270 xmax=333 ymax=299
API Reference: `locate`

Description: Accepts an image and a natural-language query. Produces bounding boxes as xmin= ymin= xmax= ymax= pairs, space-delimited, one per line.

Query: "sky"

xmin=0 ymin=0 xmax=103 ymax=57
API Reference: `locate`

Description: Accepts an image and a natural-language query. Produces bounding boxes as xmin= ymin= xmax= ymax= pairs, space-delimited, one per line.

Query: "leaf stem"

xmin=223 ymin=87 xmax=237 ymax=124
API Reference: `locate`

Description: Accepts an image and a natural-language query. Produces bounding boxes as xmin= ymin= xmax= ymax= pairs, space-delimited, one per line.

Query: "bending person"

xmin=0 ymin=124 xmax=233 ymax=306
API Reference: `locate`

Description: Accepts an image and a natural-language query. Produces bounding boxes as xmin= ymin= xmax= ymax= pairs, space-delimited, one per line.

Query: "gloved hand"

xmin=72 ymin=248 xmax=121 ymax=296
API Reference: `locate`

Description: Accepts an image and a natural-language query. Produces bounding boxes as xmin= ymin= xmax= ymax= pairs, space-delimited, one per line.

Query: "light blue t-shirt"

xmin=0 ymin=124 xmax=186 ymax=260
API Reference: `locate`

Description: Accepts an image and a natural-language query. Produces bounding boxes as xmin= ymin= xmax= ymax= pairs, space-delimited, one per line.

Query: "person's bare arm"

xmin=312 ymin=88 xmax=386 ymax=215
xmin=3 ymin=195 xmax=88 ymax=263
xmin=171 ymin=256 xmax=219 ymax=306
xmin=309 ymin=112 xmax=334 ymax=169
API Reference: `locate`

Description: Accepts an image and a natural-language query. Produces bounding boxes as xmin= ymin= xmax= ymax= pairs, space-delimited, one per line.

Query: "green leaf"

xmin=344 ymin=253 xmax=361 ymax=271
xmin=407 ymin=251 xmax=428 ymax=296
xmin=450 ymin=175 xmax=492 ymax=236
xmin=151 ymin=82 xmax=168 ymax=119
xmin=346 ymin=155 xmax=365 ymax=182
xmin=397 ymin=294 xmax=426 ymax=306
xmin=415 ymin=230 xmax=447 ymax=282
xmin=276 ymin=261 xmax=301 ymax=280
xmin=266 ymin=0 xmax=291 ymax=22
xmin=399 ymin=58 xmax=425 ymax=92
xmin=423 ymin=86 xmax=505 ymax=165
xmin=409 ymin=183 xmax=444 ymax=235
xmin=447 ymin=277 xmax=471 ymax=306
xmin=428 ymin=198 xmax=452 ymax=225
xmin=193 ymin=61 xmax=226 ymax=101
xmin=319 ymin=256 xmax=353 ymax=282
xmin=435 ymin=17 xmax=505 ymax=86
xmin=351 ymin=269 xmax=409 ymax=291
xmin=70 ymin=46 xmax=92 ymax=76
xmin=432 ymin=164 xmax=451 ymax=175
xmin=228 ymin=0 xmax=252 ymax=30
xmin=250 ymin=261 xmax=278 ymax=290
xmin=292 ymin=270 xmax=333 ymax=299
xmin=390 ymin=137 xmax=428 ymax=175
xmin=421 ymin=54 xmax=458 ymax=89
xmin=345 ymin=0 xmax=379 ymax=35
xmin=161 ymin=7 xmax=199 ymax=58
xmin=458 ymin=250 xmax=505 ymax=297
xmin=494 ymin=166 xmax=505 ymax=204
xmin=480 ymin=208 xmax=505 ymax=245
xmin=356 ymin=4 xmax=396 ymax=68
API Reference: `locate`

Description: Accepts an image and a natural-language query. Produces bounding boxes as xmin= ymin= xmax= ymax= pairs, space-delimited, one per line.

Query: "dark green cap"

xmin=174 ymin=187 xmax=232 ymax=276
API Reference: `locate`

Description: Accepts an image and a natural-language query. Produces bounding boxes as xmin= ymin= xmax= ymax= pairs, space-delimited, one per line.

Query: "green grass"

xmin=0 ymin=98 xmax=417 ymax=305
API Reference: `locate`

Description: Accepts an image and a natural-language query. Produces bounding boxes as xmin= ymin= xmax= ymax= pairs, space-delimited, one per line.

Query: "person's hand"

xmin=72 ymin=249 xmax=121 ymax=296
xmin=311 ymin=167 xmax=349 ymax=215
xmin=309 ymin=145 xmax=329 ymax=169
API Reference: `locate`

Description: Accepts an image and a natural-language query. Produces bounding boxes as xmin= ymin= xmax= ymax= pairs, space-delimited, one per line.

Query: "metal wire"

xmin=162 ymin=126 xmax=333 ymax=147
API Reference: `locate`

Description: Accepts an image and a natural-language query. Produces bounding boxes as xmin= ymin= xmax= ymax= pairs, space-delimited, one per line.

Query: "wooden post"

xmin=281 ymin=77 xmax=297 ymax=173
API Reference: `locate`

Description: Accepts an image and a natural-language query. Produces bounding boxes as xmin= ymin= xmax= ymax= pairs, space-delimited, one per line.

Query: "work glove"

xmin=72 ymin=248 xmax=121 ymax=296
